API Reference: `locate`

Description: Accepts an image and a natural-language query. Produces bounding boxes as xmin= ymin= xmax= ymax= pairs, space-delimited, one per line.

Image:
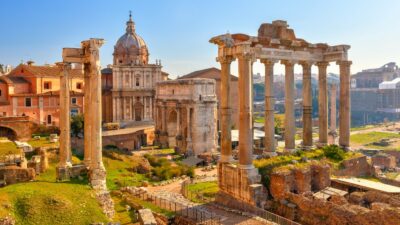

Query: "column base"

xmin=316 ymin=142 xmax=328 ymax=148
xmin=340 ymin=145 xmax=351 ymax=152
xmin=284 ymin=147 xmax=296 ymax=153
xmin=263 ymin=151 xmax=278 ymax=157
xmin=56 ymin=165 xmax=72 ymax=181
xmin=301 ymin=145 xmax=313 ymax=151
xmin=89 ymin=166 xmax=107 ymax=191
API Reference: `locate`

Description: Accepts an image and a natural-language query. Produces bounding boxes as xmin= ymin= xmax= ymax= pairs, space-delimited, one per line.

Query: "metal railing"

xmin=124 ymin=187 xmax=221 ymax=225
xmin=181 ymin=179 xmax=302 ymax=225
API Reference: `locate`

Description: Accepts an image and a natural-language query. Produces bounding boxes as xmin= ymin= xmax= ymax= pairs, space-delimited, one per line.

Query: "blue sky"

xmin=1 ymin=0 xmax=399 ymax=77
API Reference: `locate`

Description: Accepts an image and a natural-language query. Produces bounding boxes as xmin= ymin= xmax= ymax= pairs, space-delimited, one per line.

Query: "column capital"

xmin=280 ymin=60 xmax=296 ymax=67
xmin=260 ymin=59 xmax=278 ymax=65
xmin=316 ymin=61 xmax=330 ymax=68
xmin=336 ymin=60 xmax=352 ymax=67
xmin=236 ymin=52 xmax=255 ymax=62
xmin=56 ymin=62 xmax=72 ymax=71
xmin=299 ymin=61 xmax=313 ymax=69
xmin=217 ymin=56 xmax=235 ymax=64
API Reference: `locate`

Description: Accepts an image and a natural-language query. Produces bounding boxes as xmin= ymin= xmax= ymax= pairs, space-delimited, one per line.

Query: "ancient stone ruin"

xmin=209 ymin=20 xmax=352 ymax=211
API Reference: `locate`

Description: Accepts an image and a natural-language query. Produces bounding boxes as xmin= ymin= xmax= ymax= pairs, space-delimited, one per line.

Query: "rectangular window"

xmin=136 ymin=78 xmax=140 ymax=87
xmin=76 ymin=82 xmax=83 ymax=89
xmin=47 ymin=115 xmax=52 ymax=124
xmin=25 ymin=98 xmax=32 ymax=107
xmin=44 ymin=82 xmax=52 ymax=89
xmin=0 ymin=90 xmax=2 ymax=96
xmin=71 ymin=97 xmax=77 ymax=105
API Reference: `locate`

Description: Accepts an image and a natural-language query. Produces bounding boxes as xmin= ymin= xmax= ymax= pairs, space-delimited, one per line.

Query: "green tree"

xmin=71 ymin=114 xmax=84 ymax=137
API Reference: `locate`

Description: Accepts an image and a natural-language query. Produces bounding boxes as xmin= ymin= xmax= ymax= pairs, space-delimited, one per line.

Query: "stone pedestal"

xmin=216 ymin=162 xmax=266 ymax=208
xmin=56 ymin=166 xmax=72 ymax=181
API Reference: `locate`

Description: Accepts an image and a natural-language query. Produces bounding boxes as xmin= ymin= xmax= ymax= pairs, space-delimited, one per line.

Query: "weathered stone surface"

xmin=270 ymin=170 xmax=293 ymax=199
xmin=349 ymin=191 xmax=366 ymax=205
xmin=95 ymin=191 xmax=115 ymax=219
xmin=138 ymin=208 xmax=157 ymax=225
xmin=0 ymin=166 xmax=35 ymax=185
xmin=335 ymin=156 xmax=373 ymax=177
xmin=0 ymin=217 xmax=15 ymax=225
xmin=372 ymin=153 xmax=396 ymax=170
xmin=293 ymin=167 xmax=311 ymax=194
xmin=329 ymin=195 xmax=347 ymax=205
xmin=135 ymin=157 xmax=152 ymax=174
xmin=310 ymin=163 xmax=331 ymax=191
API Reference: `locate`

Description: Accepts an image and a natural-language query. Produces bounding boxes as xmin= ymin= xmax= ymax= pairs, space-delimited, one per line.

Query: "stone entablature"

xmin=155 ymin=79 xmax=217 ymax=155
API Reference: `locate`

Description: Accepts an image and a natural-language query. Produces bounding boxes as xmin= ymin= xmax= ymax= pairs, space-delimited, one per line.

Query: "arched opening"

xmin=0 ymin=126 xmax=17 ymax=141
xmin=167 ymin=110 xmax=177 ymax=147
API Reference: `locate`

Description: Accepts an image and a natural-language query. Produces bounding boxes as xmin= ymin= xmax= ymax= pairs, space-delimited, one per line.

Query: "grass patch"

xmin=103 ymin=150 xmax=149 ymax=190
xmin=0 ymin=141 xmax=19 ymax=157
xmin=27 ymin=137 xmax=59 ymax=149
xmin=350 ymin=131 xmax=400 ymax=145
xmin=0 ymin=155 xmax=107 ymax=225
xmin=186 ymin=181 xmax=218 ymax=203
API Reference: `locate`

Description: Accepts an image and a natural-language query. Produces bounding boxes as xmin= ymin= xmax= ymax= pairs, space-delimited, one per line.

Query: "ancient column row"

xmin=218 ymin=56 xmax=352 ymax=161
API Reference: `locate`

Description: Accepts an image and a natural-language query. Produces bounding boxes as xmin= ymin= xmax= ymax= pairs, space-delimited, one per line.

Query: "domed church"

xmin=102 ymin=13 xmax=169 ymax=125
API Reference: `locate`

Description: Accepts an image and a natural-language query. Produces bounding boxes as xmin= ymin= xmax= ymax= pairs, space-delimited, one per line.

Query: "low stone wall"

xmin=0 ymin=166 xmax=35 ymax=185
xmin=384 ymin=150 xmax=400 ymax=164
xmin=282 ymin=192 xmax=400 ymax=225
xmin=0 ymin=217 xmax=15 ymax=225
xmin=334 ymin=156 xmax=374 ymax=177
xmin=372 ymin=154 xmax=396 ymax=169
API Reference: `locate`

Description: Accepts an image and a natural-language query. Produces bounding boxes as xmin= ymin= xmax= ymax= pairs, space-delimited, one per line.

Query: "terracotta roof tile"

xmin=178 ymin=67 xmax=238 ymax=81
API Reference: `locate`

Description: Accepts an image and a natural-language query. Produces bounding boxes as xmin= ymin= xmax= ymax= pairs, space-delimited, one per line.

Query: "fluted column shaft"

xmin=330 ymin=84 xmax=337 ymax=132
xmin=282 ymin=60 xmax=295 ymax=151
xmin=338 ymin=61 xmax=352 ymax=149
xmin=83 ymin=63 xmax=92 ymax=166
xmin=261 ymin=59 xmax=276 ymax=153
xmin=218 ymin=56 xmax=234 ymax=162
xmin=237 ymin=54 xmax=254 ymax=168
xmin=301 ymin=62 xmax=313 ymax=148
xmin=58 ymin=62 xmax=72 ymax=168
xmin=176 ymin=104 xmax=181 ymax=135
xmin=317 ymin=62 xmax=329 ymax=146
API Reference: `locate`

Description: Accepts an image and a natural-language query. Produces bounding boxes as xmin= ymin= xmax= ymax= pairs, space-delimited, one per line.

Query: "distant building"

xmin=351 ymin=62 xmax=400 ymax=88
xmin=351 ymin=63 xmax=400 ymax=126
xmin=0 ymin=62 xmax=84 ymax=126
xmin=178 ymin=67 xmax=239 ymax=129
xmin=101 ymin=14 xmax=169 ymax=125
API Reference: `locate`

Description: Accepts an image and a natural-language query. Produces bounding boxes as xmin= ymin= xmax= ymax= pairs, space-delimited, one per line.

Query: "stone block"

xmin=138 ymin=208 xmax=157 ymax=225
xmin=0 ymin=166 xmax=35 ymax=185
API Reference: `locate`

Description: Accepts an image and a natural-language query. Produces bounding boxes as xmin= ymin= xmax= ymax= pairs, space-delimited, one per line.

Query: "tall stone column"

xmin=57 ymin=62 xmax=72 ymax=169
xmin=282 ymin=60 xmax=296 ymax=151
xmin=261 ymin=59 xmax=276 ymax=154
xmin=330 ymin=84 xmax=337 ymax=132
xmin=237 ymin=53 xmax=254 ymax=168
xmin=176 ymin=104 xmax=181 ymax=135
xmin=218 ymin=56 xmax=234 ymax=162
xmin=301 ymin=61 xmax=313 ymax=149
xmin=186 ymin=106 xmax=193 ymax=155
xmin=317 ymin=62 xmax=329 ymax=146
xmin=83 ymin=63 xmax=92 ymax=166
xmin=83 ymin=39 xmax=106 ymax=189
xmin=337 ymin=61 xmax=352 ymax=149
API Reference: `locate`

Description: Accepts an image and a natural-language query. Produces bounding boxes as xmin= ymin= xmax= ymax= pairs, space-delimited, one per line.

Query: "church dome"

xmin=114 ymin=13 xmax=149 ymax=65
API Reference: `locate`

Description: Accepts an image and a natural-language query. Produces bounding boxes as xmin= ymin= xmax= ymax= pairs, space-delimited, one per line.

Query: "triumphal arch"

xmin=210 ymin=20 xmax=351 ymax=208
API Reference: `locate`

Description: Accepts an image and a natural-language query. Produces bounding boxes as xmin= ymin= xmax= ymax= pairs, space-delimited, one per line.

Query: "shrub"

xmin=322 ymin=144 xmax=345 ymax=161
